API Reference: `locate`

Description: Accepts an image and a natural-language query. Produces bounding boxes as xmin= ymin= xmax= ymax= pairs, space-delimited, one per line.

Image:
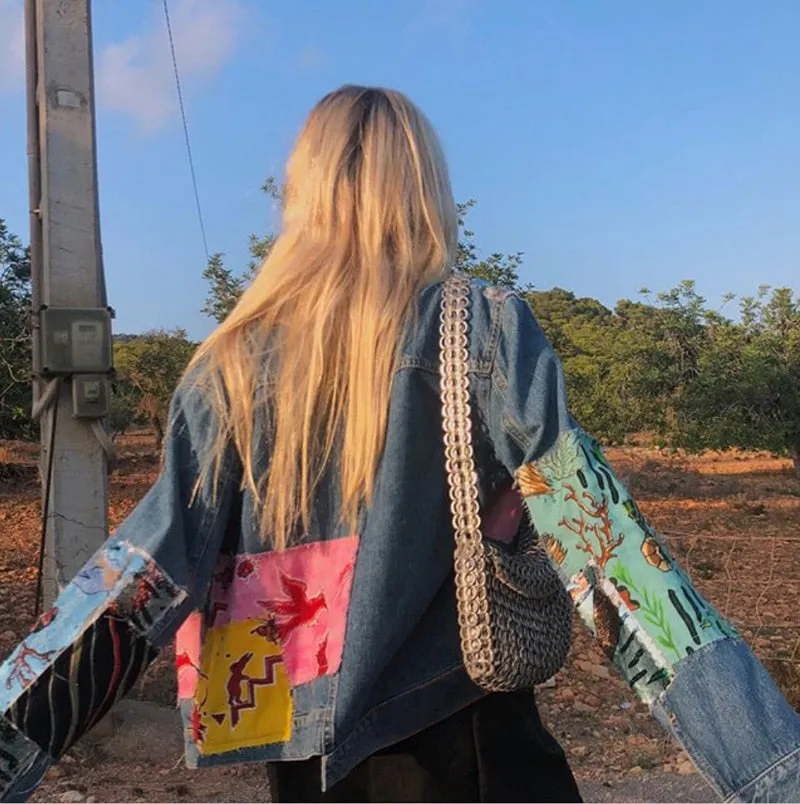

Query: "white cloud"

xmin=97 ymin=0 xmax=243 ymax=134
xmin=0 ymin=0 xmax=25 ymax=92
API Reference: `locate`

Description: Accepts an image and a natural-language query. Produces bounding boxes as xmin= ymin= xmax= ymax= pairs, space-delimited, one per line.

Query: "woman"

xmin=0 ymin=86 xmax=798 ymax=803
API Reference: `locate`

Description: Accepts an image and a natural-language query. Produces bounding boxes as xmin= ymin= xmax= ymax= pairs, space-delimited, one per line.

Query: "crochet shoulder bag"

xmin=439 ymin=274 xmax=573 ymax=692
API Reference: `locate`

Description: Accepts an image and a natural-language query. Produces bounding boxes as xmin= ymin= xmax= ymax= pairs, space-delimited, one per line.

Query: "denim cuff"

xmin=652 ymin=638 xmax=800 ymax=803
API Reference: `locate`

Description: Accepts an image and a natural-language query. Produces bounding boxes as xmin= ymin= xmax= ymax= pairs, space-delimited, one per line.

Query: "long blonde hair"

xmin=189 ymin=86 xmax=457 ymax=549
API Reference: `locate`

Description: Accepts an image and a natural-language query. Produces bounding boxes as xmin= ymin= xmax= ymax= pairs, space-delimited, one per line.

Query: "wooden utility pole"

xmin=25 ymin=0 xmax=111 ymax=608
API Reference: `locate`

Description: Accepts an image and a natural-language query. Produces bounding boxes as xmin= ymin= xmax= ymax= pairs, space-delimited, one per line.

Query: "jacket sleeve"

xmin=486 ymin=292 xmax=800 ymax=803
xmin=0 ymin=376 xmax=240 ymax=802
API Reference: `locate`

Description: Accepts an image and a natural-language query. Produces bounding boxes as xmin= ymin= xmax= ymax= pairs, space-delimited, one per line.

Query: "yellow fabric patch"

xmin=193 ymin=619 xmax=292 ymax=756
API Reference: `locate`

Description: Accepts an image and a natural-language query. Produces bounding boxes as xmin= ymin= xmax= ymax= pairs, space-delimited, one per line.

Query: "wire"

xmin=34 ymin=392 xmax=59 ymax=620
xmin=90 ymin=419 xmax=117 ymax=469
xmin=162 ymin=0 xmax=211 ymax=263
xmin=31 ymin=377 xmax=60 ymax=422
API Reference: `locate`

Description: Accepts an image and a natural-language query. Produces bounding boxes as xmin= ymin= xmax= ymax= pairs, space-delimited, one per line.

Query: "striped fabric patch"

xmin=4 ymin=612 xmax=157 ymax=759
xmin=0 ymin=541 xmax=184 ymax=770
xmin=1 ymin=540 xmax=186 ymax=709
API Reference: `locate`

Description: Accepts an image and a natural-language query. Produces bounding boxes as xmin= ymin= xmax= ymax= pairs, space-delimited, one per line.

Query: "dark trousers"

xmin=270 ymin=690 xmax=582 ymax=802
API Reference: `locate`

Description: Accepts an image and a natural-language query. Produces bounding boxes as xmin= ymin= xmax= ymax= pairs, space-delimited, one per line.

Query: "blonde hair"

xmin=188 ymin=85 xmax=457 ymax=549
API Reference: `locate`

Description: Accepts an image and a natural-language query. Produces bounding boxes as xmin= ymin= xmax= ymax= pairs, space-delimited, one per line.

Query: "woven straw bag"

xmin=439 ymin=274 xmax=573 ymax=692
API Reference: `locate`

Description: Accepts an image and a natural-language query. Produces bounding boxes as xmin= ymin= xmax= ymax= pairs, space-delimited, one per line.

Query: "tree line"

xmin=1 ymin=185 xmax=798 ymax=474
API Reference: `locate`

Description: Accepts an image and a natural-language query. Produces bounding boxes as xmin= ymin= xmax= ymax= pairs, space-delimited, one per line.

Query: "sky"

xmin=0 ymin=0 xmax=798 ymax=339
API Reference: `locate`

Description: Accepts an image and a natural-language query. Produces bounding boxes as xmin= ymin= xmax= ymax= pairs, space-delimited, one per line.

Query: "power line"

xmin=162 ymin=0 xmax=210 ymax=263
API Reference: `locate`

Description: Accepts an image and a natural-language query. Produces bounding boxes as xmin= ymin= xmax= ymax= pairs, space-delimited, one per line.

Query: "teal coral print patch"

xmin=518 ymin=428 xmax=735 ymax=701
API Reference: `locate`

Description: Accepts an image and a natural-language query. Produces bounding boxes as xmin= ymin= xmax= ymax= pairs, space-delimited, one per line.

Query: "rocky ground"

xmin=31 ymin=699 xmax=720 ymax=804
xmin=1 ymin=433 xmax=798 ymax=802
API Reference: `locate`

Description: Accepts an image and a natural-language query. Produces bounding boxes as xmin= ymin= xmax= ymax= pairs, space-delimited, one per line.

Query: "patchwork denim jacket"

xmin=1 ymin=280 xmax=798 ymax=802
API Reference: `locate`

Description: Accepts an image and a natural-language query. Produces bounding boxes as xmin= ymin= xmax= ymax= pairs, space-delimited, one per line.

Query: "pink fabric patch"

xmin=483 ymin=486 xmax=524 ymax=544
xmin=176 ymin=611 xmax=204 ymax=699
xmin=198 ymin=535 xmax=359 ymax=689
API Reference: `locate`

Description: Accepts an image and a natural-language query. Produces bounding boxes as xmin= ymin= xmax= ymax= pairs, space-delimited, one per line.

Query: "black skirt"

xmin=270 ymin=690 xmax=582 ymax=802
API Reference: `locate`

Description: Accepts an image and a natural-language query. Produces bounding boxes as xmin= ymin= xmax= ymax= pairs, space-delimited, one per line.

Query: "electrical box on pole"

xmin=25 ymin=0 xmax=112 ymax=609
xmin=38 ymin=307 xmax=113 ymax=377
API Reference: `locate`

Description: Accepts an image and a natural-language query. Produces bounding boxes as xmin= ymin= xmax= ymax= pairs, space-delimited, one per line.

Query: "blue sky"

xmin=0 ymin=0 xmax=798 ymax=339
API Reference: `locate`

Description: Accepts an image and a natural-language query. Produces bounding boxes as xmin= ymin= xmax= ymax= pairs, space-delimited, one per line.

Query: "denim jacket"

xmin=0 ymin=280 xmax=798 ymax=802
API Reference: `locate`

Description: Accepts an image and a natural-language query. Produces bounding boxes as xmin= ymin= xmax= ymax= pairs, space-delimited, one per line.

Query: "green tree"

xmin=454 ymin=200 xmax=525 ymax=288
xmin=202 ymin=178 xmax=281 ymax=324
xmin=195 ymin=178 xmax=800 ymax=474
xmin=0 ymin=220 xmax=33 ymax=440
xmin=201 ymin=253 xmax=250 ymax=324
xmin=106 ymin=388 xmax=137 ymax=440
xmin=113 ymin=330 xmax=196 ymax=449
xmin=203 ymin=192 xmax=527 ymax=322
xmin=523 ymin=284 xmax=732 ymax=446
xmin=523 ymin=288 xmax=665 ymax=441
xmin=674 ymin=286 xmax=800 ymax=475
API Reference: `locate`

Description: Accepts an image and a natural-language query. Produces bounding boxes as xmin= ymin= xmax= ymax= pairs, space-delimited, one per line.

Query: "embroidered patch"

xmin=191 ymin=619 xmax=292 ymax=756
xmin=519 ymin=429 xmax=735 ymax=684
xmin=3 ymin=612 xmax=157 ymax=759
xmin=0 ymin=541 xmax=184 ymax=710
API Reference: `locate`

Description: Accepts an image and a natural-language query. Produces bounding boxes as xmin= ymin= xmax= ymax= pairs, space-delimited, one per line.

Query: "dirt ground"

xmin=1 ymin=432 xmax=798 ymax=802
